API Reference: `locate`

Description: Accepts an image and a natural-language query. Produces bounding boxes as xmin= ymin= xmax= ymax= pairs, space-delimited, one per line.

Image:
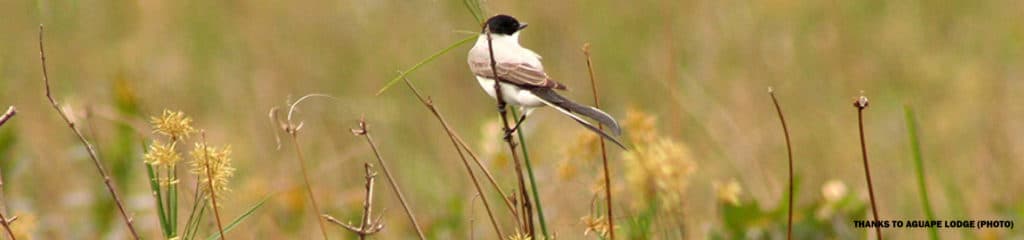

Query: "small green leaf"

xmin=205 ymin=195 xmax=272 ymax=240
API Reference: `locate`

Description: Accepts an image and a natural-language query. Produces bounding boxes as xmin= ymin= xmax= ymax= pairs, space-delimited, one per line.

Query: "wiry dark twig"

xmin=582 ymin=43 xmax=615 ymax=240
xmin=854 ymin=93 xmax=882 ymax=240
xmin=768 ymin=88 xmax=794 ymax=240
xmin=352 ymin=116 xmax=426 ymax=240
xmin=401 ymin=78 xmax=507 ymax=238
xmin=38 ymin=25 xmax=140 ymax=239
xmin=486 ymin=26 xmax=535 ymax=238
xmin=0 ymin=106 xmax=15 ymax=240
xmin=323 ymin=163 xmax=385 ymax=240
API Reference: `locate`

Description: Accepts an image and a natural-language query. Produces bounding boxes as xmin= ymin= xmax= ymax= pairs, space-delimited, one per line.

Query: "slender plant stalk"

xmin=0 ymin=106 xmax=16 ymax=240
xmin=38 ymin=25 xmax=140 ymax=239
xmin=582 ymin=44 xmax=615 ymax=240
xmin=904 ymin=105 xmax=938 ymax=240
xmin=287 ymin=133 xmax=330 ymax=239
xmin=486 ymin=28 xmax=536 ymax=238
xmin=352 ymin=117 xmax=427 ymax=239
xmin=854 ymin=95 xmax=882 ymax=240
xmin=200 ymin=133 xmax=227 ymax=239
xmin=768 ymin=88 xmax=794 ymax=240
xmin=401 ymin=78 xmax=506 ymax=238
xmin=510 ymin=108 xmax=548 ymax=237
xmin=272 ymin=94 xmax=341 ymax=240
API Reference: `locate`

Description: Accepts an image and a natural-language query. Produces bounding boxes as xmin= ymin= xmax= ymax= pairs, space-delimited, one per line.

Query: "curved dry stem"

xmin=768 ymin=88 xmax=794 ymax=240
xmin=854 ymin=94 xmax=882 ymax=240
xmin=39 ymin=25 xmax=140 ymax=239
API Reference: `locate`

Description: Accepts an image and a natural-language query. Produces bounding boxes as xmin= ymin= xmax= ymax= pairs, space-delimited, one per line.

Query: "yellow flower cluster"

xmin=713 ymin=179 xmax=742 ymax=206
xmin=144 ymin=140 xmax=181 ymax=167
xmin=620 ymin=109 xmax=697 ymax=210
xmin=580 ymin=214 xmax=610 ymax=237
xmin=190 ymin=142 xmax=236 ymax=199
xmin=151 ymin=110 xmax=196 ymax=140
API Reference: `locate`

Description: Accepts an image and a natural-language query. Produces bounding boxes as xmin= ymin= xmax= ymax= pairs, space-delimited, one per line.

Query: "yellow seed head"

xmin=151 ymin=110 xmax=196 ymax=140
xmin=713 ymin=179 xmax=742 ymax=206
xmin=190 ymin=142 xmax=235 ymax=200
xmin=581 ymin=214 xmax=611 ymax=237
xmin=506 ymin=231 xmax=532 ymax=240
xmin=144 ymin=140 xmax=181 ymax=167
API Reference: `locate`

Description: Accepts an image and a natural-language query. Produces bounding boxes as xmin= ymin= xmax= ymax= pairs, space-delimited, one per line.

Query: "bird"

xmin=467 ymin=14 xmax=626 ymax=149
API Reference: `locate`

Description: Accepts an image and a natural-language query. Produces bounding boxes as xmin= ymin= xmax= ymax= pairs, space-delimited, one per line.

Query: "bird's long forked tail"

xmin=530 ymin=88 xmax=627 ymax=149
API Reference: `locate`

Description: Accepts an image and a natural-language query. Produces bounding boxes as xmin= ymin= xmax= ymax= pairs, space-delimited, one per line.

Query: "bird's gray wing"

xmin=470 ymin=59 xmax=567 ymax=90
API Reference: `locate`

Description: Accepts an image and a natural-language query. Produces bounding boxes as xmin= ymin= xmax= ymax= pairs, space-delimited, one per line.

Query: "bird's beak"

xmin=519 ymin=23 xmax=529 ymax=30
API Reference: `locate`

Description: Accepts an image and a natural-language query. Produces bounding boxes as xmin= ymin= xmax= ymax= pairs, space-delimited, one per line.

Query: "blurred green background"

xmin=0 ymin=0 xmax=1022 ymax=239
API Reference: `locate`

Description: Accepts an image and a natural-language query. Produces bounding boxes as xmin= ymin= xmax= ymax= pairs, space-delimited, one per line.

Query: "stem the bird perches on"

xmin=582 ymin=43 xmax=615 ymax=240
xmin=351 ymin=117 xmax=427 ymax=240
xmin=854 ymin=94 xmax=882 ymax=240
xmin=768 ymin=88 xmax=794 ymax=240
xmin=402 ymin=78 xmax=509 ymax=239
xmin=38 ymin=25 xmax=141 ymax=240
xmin=0 ymin=106 xmax=17 ymax=240
xmin=486 ymin=28 xmax=536 ymax=238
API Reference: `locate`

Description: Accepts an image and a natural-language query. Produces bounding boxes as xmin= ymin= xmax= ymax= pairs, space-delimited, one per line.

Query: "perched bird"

xmin=468 ymin=14 xmax=626 ymax=148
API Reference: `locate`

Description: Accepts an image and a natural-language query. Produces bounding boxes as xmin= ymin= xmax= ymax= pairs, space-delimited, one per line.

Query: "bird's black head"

xmin=484 ymin=14 xmax=527 ymax=35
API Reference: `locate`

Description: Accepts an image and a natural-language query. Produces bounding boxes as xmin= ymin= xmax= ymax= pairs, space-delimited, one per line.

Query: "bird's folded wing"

xmin=470 ymin=60 xmax=566 ymax=90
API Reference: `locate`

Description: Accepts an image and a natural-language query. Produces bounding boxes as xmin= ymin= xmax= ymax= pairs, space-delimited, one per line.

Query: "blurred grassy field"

xmin=1 ymin=0 xmax=1022 ymax=239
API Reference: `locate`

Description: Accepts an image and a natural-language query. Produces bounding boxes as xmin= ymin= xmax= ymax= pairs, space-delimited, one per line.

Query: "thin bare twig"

xmin=199 ymin=132 xmax=227 ymax=239
xmin=0 ymin=106 xmax=15 ymax=240
xmin=38 ymin=25 xmax=140 ymax=239
xmin=486 ymin=27 xmax=535 ymax=238
xmin=401 ymin=78 xmax=507 ymax=238
xmin=582 ymin=43 xmax=615 ymax=240
xmin=323 ymin=163 xmax=385 ymax=240
xmin=352 ymin=116 xmax=426 ymax=239
xmin=768 ymin=88 xmax=794 ymax=240
xmin=854 ymin=94 xmax=882 ymax=240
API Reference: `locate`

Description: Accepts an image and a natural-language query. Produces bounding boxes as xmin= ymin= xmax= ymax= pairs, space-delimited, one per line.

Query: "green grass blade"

xmin=904 ymin=105 xmax=939 ymax=240
xmin=146 ymin=163 xmax=173 ymax=237
xmin=463 ymin=0 xmax=485 ymax=24
xmin=511 ymin=108 xmax=549 ymax=238
xmin=205 ymin=195 xmax=272 ymax=240
xmin=374 ymin=35 xmax=476 ymax=96
xmin=170 ymin=167 xmax=179 ymax=236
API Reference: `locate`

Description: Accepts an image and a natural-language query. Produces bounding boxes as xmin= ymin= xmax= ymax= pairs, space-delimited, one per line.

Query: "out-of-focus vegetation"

xmin=0 ymin=0 xmax=1022 ymax=239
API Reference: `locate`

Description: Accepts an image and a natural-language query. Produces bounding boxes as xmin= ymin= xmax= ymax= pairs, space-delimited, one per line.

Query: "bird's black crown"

xmin=484 ymin=14 xmax=524 ymax=35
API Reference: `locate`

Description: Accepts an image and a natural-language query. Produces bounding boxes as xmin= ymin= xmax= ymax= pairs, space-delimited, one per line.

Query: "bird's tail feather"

xmin=530 ymin=88 xmax=627 ymax=149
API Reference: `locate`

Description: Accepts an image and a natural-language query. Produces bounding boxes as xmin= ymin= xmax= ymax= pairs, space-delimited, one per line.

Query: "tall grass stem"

xmin=854 ymin=95 xmax=882 ymax=240
xmin=583 ymin=43 xmax=615 ymax=240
